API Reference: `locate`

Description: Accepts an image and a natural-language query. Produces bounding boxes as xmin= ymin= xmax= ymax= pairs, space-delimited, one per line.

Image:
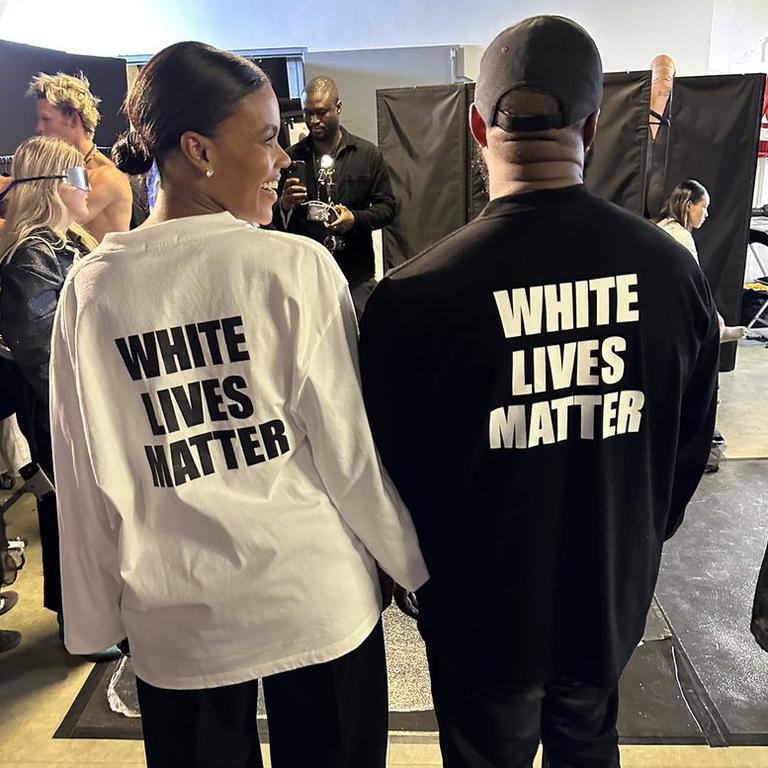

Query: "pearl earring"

xmin=206 ymin=168 xmax=214 ymax=178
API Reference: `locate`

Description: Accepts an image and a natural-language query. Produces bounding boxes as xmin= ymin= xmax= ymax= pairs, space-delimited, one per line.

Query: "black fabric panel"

xmin=377 ymin=85 xmax=470 ymax=270
xmin=645 ymin=96 xmax=672 ymax=220
xmin=665 ymin=74 xmax=765 ymax=371
xmin=0 ymin=40 xmax=128 ymax=155
xmin=585 ymin=72 xmax=650 ymax=216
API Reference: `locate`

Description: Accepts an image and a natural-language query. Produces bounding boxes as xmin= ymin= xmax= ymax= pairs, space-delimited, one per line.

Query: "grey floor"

xmin=657 ymin=459 xmax=768 ymax=740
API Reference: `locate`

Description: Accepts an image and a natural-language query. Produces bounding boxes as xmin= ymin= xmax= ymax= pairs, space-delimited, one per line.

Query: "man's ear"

xmin=469 ymin=103 xmax=488 ymax=148
xmin=583 ymin=108 xmax=599 ymax=152
xmin=336 ymin=100 xmax=343 ymax=116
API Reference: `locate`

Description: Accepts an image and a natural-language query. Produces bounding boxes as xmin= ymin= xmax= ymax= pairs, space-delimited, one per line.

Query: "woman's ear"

xmin=179 ymin=131 xmax=211 ymax=175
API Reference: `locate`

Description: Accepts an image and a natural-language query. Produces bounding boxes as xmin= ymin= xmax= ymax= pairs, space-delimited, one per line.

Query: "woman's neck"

xmin=143 ymin=186 xmax=223 ymax=226
xmin=54 ymin=214 xmax=75 ymax=236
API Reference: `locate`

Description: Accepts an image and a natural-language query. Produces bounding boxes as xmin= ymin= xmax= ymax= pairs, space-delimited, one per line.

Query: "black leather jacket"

xmin=0 ymin=228 xmax=86 ymax=405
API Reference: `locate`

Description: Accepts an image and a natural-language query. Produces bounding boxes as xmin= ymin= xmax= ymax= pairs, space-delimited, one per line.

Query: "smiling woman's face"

xmin=204 ymin=85 xmax=291 ymax=225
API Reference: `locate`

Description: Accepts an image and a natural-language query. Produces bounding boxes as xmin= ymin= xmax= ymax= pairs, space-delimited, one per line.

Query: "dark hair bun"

xmin=112 ymin=130 xmax=154 ymax=175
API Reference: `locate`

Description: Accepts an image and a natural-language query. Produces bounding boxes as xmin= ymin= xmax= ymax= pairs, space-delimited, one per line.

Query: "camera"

xmin=323 ymin=235 xmax=345 ymax=252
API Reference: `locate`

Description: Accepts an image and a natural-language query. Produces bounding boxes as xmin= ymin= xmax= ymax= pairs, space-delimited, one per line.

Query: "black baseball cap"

xmin=475 ymin=16 xmax=603 ymax=132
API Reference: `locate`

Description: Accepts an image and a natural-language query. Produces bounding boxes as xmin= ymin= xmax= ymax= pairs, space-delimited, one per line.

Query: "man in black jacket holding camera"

xmin=274 ymin=76 xmax=396 ymax=315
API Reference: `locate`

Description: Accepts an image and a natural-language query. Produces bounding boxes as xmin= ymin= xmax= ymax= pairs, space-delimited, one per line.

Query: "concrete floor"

xmin=0 ymin=339 xmax=766 ymax=767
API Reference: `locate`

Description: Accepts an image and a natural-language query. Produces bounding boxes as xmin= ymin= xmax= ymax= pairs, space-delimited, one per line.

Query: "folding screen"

xmin=0 ymin=40 xmax=128 ymax=156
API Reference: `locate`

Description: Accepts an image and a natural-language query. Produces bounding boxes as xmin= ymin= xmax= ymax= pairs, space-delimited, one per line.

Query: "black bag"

xmin=751 ymin=540 xmax=768 ymax=651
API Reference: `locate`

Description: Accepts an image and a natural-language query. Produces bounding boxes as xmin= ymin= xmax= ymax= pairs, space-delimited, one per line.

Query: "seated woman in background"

xmin=0 ymin=135 xmax=119 ymax=660
xmin=657 ymin=179 xmax=746 ymax=472
xmin=657 ymin=179 xmax=746 ymax=342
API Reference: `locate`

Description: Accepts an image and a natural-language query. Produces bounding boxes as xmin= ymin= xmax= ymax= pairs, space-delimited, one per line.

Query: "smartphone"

xmin=285 ymin=160 xmax=307 ymax=187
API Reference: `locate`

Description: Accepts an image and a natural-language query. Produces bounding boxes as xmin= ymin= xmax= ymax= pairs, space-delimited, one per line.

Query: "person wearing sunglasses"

xmin=0 ymin=135 xmax=119 ymax=661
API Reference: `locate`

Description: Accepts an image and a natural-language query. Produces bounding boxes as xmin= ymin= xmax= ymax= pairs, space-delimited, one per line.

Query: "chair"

xmin=746 ymin=226 xmax=768 ymax=329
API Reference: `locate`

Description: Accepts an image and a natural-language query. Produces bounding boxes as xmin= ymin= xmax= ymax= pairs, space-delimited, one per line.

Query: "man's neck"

xmin=73 ymin=136 xmax=95 ymax=158
xmin=312 ymin=128 xmax=343 ymax=157
xmin=485 ymin=136 xmax=585 ymax=200
xmin=489 ymin=163 xmax=584 ymax=199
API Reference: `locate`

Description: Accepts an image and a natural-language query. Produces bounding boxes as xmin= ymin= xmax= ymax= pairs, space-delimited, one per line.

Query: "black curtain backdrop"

xmin=377 ymin=73 xmax=764 ymax=371
xmin=378 ymin=74 xmax=653 ymax=270
xmin=664 ymin=74 xmax=765 ymax=370
xmin=377 ymin=84 xmax=473 ymax=270
xmin=0 ymin=39 xmax=128 ymax=156
xmin=585 ymin=72 xmax=651 ymax=215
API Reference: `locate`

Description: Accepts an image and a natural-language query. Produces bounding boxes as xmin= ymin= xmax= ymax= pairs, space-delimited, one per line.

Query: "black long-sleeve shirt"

xmin=273 ymin=127 xmax=396 ymax=290
xmin=359 ymin=184 xmax=720 ymax=687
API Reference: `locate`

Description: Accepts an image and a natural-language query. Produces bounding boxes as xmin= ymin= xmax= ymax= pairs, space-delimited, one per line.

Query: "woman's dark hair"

xmin=112 ymin=42 xmax=270 ymax=175
xmin=658 ymin=179 xmax=708 ymax=231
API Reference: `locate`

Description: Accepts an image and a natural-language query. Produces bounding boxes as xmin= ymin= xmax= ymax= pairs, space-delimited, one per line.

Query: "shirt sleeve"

xmin=50 ymin=279 xmax=126 ymax=653
xmin=349 ymin=149 xmax=397 ymax=232
xmin=665 ymin=283 xmax=720 ymax=539
xmin=295 ymin=287 xmax=428 ymax=591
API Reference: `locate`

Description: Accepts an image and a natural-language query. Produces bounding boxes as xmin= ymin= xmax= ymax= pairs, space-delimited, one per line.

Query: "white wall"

xmin=709 ymin=0 xmax=768 ymax=73
xmin=1 ymin=0 xmax=714 ymax=74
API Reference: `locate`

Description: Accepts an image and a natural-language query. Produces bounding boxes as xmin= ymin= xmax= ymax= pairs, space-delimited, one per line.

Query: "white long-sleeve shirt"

xmin=656 ymin=218 xmax=699 ymax=263
xmin=50 ymin=211 xmax=428 ymax=690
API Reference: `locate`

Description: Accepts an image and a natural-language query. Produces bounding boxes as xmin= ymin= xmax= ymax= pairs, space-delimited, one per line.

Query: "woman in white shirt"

xmin=49 ymin=41 xmax=427 ymax=768
xmin=656 ymin=179 xmax=745 ymax=342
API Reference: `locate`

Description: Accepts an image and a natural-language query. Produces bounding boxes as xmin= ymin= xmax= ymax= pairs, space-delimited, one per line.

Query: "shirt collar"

xmin=479 ymin=184 xmax=592 ymax=219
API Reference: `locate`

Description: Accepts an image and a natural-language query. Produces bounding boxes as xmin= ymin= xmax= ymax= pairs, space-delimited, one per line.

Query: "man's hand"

xmin=394 ymin=585 xmax=419 ymax=619
xmin=280 ymin=177 xmax=308 ymax=211
xmin=327 ymin=204 xmax=355 ymax=234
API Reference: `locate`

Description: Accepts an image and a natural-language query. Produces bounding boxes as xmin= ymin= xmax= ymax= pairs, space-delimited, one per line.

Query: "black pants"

xmin=427 ymin=651 xmax=620 ymax=768
xmin=14 ymin=385 xmax=61 ymax=613
xmin=136 ymin=620 xmax=388 ymax=768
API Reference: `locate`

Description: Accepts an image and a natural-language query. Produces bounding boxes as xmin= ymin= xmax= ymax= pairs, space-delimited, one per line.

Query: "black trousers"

xmin=136 ymin=620 xmax=388 ymax=768
xmin=427 ymin=650 xmax=620 ymax=768
xmin=14 ymin=386 xmax=61 ymax=613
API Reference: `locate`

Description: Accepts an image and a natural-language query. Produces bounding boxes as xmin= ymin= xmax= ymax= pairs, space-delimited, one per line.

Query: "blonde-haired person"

xmin=29 ymin=72 xmax=132 ymax=242
xmin=0 ymin=135 xmax=119 ymax=660
xmin=0 ymin=176 xmax=12 ymax=232
xmin=657 ymin=179 xmax=746 ymax=343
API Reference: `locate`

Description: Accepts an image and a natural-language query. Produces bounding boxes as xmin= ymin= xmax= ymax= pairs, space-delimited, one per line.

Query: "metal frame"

xmin=121 ymin=47 xmax=307 ymax=99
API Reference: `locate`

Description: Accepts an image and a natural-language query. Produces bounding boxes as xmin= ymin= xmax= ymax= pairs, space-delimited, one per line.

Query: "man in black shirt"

xmin=360 ymin=16 xmax=719 ymax=768
xmin=274 ymin=76 xmax=396 ymax=315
